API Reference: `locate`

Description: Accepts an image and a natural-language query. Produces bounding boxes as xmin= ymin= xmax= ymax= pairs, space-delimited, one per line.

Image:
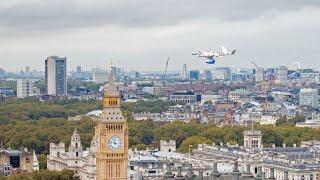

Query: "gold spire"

xmin=103 ymin=60 xmax=120 ymax=108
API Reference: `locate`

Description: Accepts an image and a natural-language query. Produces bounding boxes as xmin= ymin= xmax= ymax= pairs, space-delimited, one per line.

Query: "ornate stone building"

xmin=47 ymin=129 xmax=96 ymax=180
xmin=0 ymin=147 xmax=39 ymax=177
xmin=95 ymin=75 xmax=128 ymax=179
xmin=47 ymin=73 xmax=129 ymax=180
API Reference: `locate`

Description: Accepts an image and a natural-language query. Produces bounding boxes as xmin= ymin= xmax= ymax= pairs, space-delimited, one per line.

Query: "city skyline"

xmin=1 ymin=0 xmax=320 ymax=71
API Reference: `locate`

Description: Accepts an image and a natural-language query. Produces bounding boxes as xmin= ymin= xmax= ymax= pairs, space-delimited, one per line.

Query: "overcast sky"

xmin=1 ymin=0 xmax=320 ymax=72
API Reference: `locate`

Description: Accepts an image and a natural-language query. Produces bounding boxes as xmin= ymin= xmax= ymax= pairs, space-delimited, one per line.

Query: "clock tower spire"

xmin=95 ymin=62 xmax=128 ymax=179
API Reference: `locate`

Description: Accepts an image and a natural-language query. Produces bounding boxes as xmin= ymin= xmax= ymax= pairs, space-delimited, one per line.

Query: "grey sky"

xmin=1 ymin=0 xmax=320 ymax=72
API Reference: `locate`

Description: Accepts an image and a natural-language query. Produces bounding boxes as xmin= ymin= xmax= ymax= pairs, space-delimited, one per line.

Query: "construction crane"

xmin=162 ymin=57 xmax=170 ymax=86
xmin=251 ymin=61 xmax=264 ymax=82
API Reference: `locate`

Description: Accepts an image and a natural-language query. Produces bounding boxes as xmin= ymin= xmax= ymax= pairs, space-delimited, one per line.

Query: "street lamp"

xmin=189 ymin=144 xmax=193 ymax=163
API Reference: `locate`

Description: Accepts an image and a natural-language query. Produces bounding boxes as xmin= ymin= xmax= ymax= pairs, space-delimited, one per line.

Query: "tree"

xmin=178 ymin=136 xmax=212 ymax=153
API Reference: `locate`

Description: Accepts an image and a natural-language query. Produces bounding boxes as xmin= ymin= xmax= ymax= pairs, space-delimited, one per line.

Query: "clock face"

xmin=107 ymin=135 xmax=122 ymax=150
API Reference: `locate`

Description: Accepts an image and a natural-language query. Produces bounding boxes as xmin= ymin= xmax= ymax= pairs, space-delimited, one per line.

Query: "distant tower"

xmin=182 ymin=64 xmax=187 ymax=80
xmin=69 ymin=128 xmax=83 ymax=160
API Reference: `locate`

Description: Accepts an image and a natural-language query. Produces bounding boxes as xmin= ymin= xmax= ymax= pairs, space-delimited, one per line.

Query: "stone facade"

xmin=0 ymin=148 xmax=39 ymax=177
xmin=243 ymin=130 xmax=262 ymax=149
xmin=160 ymin=140 xmax=176 ymax=152
xmin=47 ymin=129 xmax=96 ymax=180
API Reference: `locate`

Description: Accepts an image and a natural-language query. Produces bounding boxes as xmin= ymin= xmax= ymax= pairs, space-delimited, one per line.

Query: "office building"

xmin=300 ymin=88 xmax=319 ymax=108
xmin=111 ymin=66 xmax=122 ymax=82
xmin=189 ymin=70 xmax=200 ymax=81
xmin=45 ymin=56 xmax=67 ymax=96
xmin=254 ymin=67 xmax=265 ymax=82
xmin=214 ymin=67 xmax=231 ymax=80
xmin=92 ymin=71 xmax=108 ymax=84
xmin=76 ymin=66 xmax=82 ymax=73
xmin=276 ymin=66 xmax=288 ymax=84
xmin=170 ymin=91 xmax=199 ymax=104
xmin=203 ymin=70 xmax=213 ymax=81
xmin=182 ymin=64 xmax=188 ymax=80
xmin=17 ymin=79 xmax=34 ymax=98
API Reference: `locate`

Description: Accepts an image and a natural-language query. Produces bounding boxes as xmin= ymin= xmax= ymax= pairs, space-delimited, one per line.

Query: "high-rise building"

xmin=0 ymin=68 xmax=5 ymax=78
xmin=189 ymin=70 xmax=200 ymax=81
xmin=254 ymin=68 xmax=265 ymax=82
xmin=203 ymin=70 xmax=213 ymax=81
xmin=276 ymin=66 xmax=288 ymax=84
xmin=182 ymin=64 xmax=188 ymax=80
xmin=134 ymin=71 xmax=141 ymax=79
xmin=111 ymin=66 xmax=122 ymax=82
xmin=76 ymin=66 xmax=82 ymax=73
xmin=214 ymin=67 xmax=231 ymax=80
xmin=95 ymin=74 xmax=128 ymax=179
xmin=300 ymin=88 xmax=319 ymax=108
xmin=25 ymin=66 xmax=30 ymax=77
xmin=45 ymin=56 xmax=67 ymax=96
xmin=93 ymin=71 xmax=108 ymax=84
xmin=17 ymin=79 xmax=34 ymax=98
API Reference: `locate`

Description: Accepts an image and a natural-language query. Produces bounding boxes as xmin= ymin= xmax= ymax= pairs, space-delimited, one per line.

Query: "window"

xmin=76 ymin=152 xmax=79 ymax=157
xmin=76 ymin=143 xmax=78 ymax=148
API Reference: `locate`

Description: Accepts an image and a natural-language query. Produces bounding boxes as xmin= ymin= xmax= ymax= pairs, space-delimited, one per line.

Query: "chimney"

xmin=269 ymin=168 xmax=275 ymax=179
xmin=187 ymin=164 xmax=193 ymax=178
xmin=233 ymin=161 xmax=239 ymax=173
xmin=213 ymin=162 xmax=218 ymax=173
xmin=246 ymin=164 xmax=250 ymax=174
xmin=210 ymin=162 xmax=220 ymax=179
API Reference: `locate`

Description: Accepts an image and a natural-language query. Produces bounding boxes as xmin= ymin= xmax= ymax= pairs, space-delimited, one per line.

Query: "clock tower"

xmin=95 ymin=72 xmax=128 ymax=179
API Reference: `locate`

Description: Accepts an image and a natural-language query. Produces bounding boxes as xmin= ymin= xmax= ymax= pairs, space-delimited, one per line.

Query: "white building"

xmin=200 ymin=94 xmax=223 ymax=105
xmin=92 ymin=71 xmax=108 ymax=84
xmin=275 ymin=66 xmax=288 ymax=84
xmin=255 ymin=67 xmax=265 ymax=82
xmin=299 ymin=88 xmax=318 ymax=108
xmin=160 ymin=140 xmax=176 ymax=153
xmin=214 ymin=67 xmax=231 ymax=80
xmin=47 ymin=129 xmax=96 ymax=180
xmin=260 ymin=115 xmax=278 ymax=125
xmin=17 ymin=79 xmax=35 ymax=98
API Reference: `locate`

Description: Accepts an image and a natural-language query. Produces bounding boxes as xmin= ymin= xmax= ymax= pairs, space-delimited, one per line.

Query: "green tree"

xmin=178 ymin=136 xmax=212 ymax=153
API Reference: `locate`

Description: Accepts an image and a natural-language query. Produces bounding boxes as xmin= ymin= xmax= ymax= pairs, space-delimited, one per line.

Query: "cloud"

xmin=1 ymin=0 xmax=320 ymax=33
xmin=0 ymin=1 xmax=319 ymax=71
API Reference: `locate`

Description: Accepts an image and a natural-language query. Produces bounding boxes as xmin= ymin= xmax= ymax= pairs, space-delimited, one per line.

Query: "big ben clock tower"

xmin=95 ymin=70 xmax=128 ymax=179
